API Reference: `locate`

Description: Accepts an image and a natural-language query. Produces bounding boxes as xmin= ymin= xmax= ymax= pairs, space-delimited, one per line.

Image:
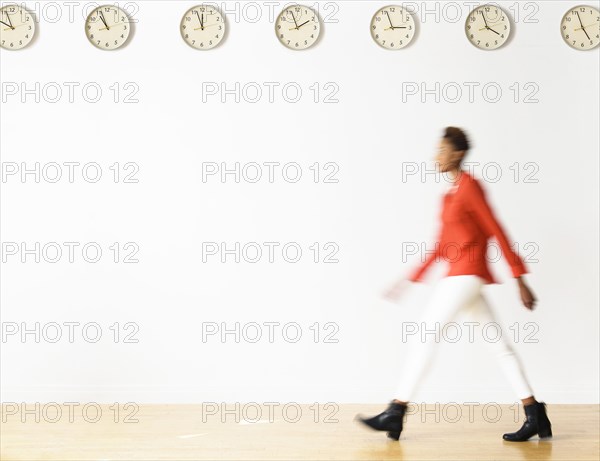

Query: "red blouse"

xmin=409 ymin=170 xmax=528 ymax=284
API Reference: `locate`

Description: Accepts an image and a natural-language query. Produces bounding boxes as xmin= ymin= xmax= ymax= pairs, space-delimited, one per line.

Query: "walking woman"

xmin=358 ymin=127 xmax=552 ymax=442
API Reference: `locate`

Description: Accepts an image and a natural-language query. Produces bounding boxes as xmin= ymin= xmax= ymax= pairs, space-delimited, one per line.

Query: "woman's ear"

xmin=452 ymin=150 xmax=466 ymax=166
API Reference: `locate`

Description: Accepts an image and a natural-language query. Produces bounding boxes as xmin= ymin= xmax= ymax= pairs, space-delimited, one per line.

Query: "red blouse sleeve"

xmin=465 ymin=178 xmax=528 ymax=278
xmin=408 ymin=226 xmax=443 ymax=282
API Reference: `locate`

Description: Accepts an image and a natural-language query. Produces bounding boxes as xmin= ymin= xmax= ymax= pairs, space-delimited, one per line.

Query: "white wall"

xmin=1 ymin=0 xmax=598 ymax=404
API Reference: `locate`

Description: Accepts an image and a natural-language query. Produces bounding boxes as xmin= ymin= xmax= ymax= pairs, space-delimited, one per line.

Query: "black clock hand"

xmin=384 ymin=11 xmax=407 ymax=29
xmin=98 ymin=10 xmax=109 ymax=30
xmin=0 ymin=19 xmax=14 ymax=29
xmin=583 ymin=27 xmax=591 ymax=40
xmin=385 ymin=11 xmax=394 ymax=29
xmin=480 ymin=12 xmax=500 ymax=35
xmin=194 ymin=10 xmax=204 ymax=30
xmin=6 ymin=13 xmax=15 ymax=29
xmin=576 ymin=11 xmax=591 ymax=40
xmin=482 ymin=12 xmax=489 ymax=29
xmin=5 ymin=11 xmax=14 ymax=29
xmin=297 ymin=20 xmax=309 ymax=29
xmin=291 ymin=11 xmax=299 ymax=29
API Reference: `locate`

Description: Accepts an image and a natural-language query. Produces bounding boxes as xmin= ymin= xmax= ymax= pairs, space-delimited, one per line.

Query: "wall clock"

xmin=181 ymin=4 xmax=226 ymax=50
xmin=465 ymin=4 xmax=511 ymax=50
xmin=370 ymin=5 xmax=416 ymax=50
xmin=561 ymin=5 xmax=600 ymax=50
xmin=275 ymin=4 xmax=321 ymax=50
xmin=85 ymin=5 xmax=132 ymax=50
xmin=0 ymin=4 xmax=36 ymax=50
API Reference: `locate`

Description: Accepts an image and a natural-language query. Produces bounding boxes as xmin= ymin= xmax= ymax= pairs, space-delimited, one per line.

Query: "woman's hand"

xmin=517 ymin=277 xmax=537 ymax=310
xmin=383 ymin=278 xmax=410 ymax=303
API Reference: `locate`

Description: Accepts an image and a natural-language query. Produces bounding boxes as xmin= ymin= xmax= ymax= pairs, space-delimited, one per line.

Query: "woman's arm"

xmin=384 ymin=211 xmax=443 ymax=302
xmin=465 ymin=178 xmax=536 ymax=309
xmin=384 ymin=233 xmax=441 ymax=302
xmin=465 ymin=178 xmax=528 ymax=278
xmin=407 ymin=226 xmax=443 ymax=282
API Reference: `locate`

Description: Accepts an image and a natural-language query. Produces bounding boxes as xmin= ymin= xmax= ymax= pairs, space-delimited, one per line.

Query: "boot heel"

xmin=387 ymin=431 xmax=400 ymax=441
xmin=537 ymin=402 xmax=552 ymax=439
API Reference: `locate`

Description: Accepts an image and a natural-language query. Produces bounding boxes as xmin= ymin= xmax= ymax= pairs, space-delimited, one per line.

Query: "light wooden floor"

xmin=1 ymin=404 xmax=598 ymax=460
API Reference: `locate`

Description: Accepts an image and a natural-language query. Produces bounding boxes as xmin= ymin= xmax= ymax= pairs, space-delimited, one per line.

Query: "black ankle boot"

xmin=503 ymin=401 xmax=553 ymax=442
xmin=357 ymin=401 xmax=408 ymax=441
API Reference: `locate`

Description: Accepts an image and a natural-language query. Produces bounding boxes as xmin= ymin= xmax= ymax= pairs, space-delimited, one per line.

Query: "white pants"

xmin=395 ymin=275 xmax=534 ymax=401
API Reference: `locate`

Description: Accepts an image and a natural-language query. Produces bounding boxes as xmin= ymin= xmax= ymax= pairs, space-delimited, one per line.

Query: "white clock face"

xmin=371 ymin=5 xmax=416 ymax=50
xmin=85 ymin=5 xmax=131 ymax=50
xmin=561 ymin=5 xmax=600 ymax=50
xmin=276 ymin=4 xmax=321 ymax=50
xmin=0 ymin=4 xmax=36 ymax=50
xmin=181 ymin=4 xmax=226 ymax=50
xmin=465 ymin=4 xmax=511 ymax=50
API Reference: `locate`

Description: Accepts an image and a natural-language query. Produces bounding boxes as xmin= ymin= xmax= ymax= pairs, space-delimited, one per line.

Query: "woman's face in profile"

xmin=435 ymin=138 xmax=463 ymax=172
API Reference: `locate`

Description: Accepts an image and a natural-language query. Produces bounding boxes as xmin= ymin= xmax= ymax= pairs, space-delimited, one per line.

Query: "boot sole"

xmin=358 ymin=417 xmax=403 ymax=438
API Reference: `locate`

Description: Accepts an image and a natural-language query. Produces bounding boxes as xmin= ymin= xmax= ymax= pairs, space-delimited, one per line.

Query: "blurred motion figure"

xmin=358 ymin=127 xmax=552 ymax=442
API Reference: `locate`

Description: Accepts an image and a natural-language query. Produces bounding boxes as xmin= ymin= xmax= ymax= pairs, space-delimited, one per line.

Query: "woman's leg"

xmin=466 ymin=293 xmax=553 ymax=441
xmin=358 ymin=275 xmax=484 ymax=439
xmin=394 ymin=275 xmax=484 ymax=402
xmin=466 ymin=293 xmax=534 ymax=400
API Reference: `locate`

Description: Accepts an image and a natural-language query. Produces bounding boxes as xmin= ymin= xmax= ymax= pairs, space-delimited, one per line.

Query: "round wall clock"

xmin=85 ymin=5 xmax=132 ymax=50
xmin=371 ymin=5 xmax=416 ymax=50
xmin=465 ymin=4 xmax=511 ymax=50
xmin=0 ymin=4 xmax=36 ymax=50
xmin=275 ymin=4 xmax=321 ymax=50
xmin=181 ymin=4 xmax=226 ymax=50
xmin=561 ymin=5 xmax=600 ymax=50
